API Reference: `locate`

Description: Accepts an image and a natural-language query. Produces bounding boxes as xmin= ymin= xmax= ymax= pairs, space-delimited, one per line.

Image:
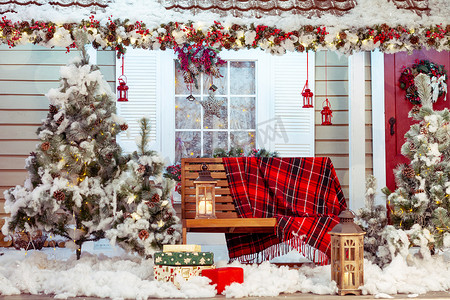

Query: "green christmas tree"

xmin=2 ymin=39 xmax=129 ymax=259
xmin=384 ymin=73 xmax=450 ymax=249
xmin=106 ymin=118 xmax=181 ymax=257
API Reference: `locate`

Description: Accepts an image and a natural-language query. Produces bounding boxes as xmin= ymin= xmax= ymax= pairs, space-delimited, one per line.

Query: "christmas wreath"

xmin=399 ymin=60 xmax=447 ymax=105
xmin=174 ymin=44 xmax=226 ymax=91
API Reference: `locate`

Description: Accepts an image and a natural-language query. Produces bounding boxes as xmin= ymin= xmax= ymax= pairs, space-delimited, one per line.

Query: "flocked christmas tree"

xmin=106 ymin=118 xmax=181 ymax=258
xmin=2 ymin=36 xmax=130 ymax=259
xmin=384 ymin=73 xmax=450 ymax=249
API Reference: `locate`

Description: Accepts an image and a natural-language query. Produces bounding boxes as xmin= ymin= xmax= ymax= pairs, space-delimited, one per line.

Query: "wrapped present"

xmin=201 ymin=267 xmax=244 ymax=294
xmin=163 ymin=244 xmax=201 ymax=252
xmin=154 ymin=252 xmax=214 ymax=266
xmin=153 ymin=265 xmax=215 ymax=288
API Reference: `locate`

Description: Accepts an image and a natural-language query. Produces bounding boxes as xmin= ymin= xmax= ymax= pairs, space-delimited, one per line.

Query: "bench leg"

xmin=182 ymin=227 xmax=187 ymax=244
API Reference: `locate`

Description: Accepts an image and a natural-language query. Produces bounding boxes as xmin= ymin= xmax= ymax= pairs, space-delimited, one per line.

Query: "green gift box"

xmin=154 ymin=252 xmax=214 ymax=266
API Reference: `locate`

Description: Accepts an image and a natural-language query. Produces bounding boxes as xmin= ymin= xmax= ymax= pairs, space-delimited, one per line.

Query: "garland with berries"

xmin=0 ymin=16 xmax=449 ymax=56
xmin=399 ymin=59 xmax=448 ymax=105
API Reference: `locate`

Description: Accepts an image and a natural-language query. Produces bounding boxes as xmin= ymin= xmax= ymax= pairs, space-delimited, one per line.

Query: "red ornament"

xmin=321 ymin=99 xmax=333 ymax=125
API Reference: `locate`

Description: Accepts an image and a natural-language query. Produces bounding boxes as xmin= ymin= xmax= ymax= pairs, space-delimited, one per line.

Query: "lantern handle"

xmin=322 ymin=98 xmax=332 ymax=108
xmin=118 ymin=74 xmax=127 ymax=84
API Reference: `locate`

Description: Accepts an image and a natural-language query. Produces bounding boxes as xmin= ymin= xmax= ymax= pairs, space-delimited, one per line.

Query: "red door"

xmin=384 ymin=50 xmax=450 ymax=192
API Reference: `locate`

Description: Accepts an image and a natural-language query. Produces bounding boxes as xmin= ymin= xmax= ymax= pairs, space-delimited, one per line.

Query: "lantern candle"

xmin=198 ymin=200 xmax=206 ymax=215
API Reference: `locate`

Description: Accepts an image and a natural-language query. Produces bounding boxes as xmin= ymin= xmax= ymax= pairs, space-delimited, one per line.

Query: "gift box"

xmin=154 ymin=252 xmax=214 ymax=266
xmin=154 ymin=265 xmax=215 ymax=288
xmin=201 ymin=267 xmax=244 ymax=294
xmin=163 ymin=244 xmax=201 ymax=252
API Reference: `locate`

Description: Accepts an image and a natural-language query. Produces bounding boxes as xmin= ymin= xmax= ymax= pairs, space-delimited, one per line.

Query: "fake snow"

xmin=0 ymin=244 xmax=449 ymax=299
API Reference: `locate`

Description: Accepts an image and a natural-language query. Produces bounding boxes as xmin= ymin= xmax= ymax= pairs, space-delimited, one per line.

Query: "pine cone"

xmin=94 ymin=118 xmax=102 ymax=126
xmin=90 ymin=104 xmax=95 ymax=110
xmin=56 ymin=115 xmax=64 ymax=125
xmin=411 ymin=105 xmax=421 ymax=114
xmin=167 ymin=227 xmax=175 ymax=235
xmin=137 ymin=164 xmax=145 ymax=174
xmin=120 ymin=124 xmax=128 ymax=131
xmin=146 ymin=201 xmax=155 ymax=209
xmin=420 ymin=127 xmax=428 ymax=135
xmin=41 ymin=142 xmax=50 ymax=151
xmin=106 ymin=153 xmax=113 ymax=160
xmin=49 ymin=105 xmax=58 ymax=114
xmin=151 ymin=193 xmax=160 ymax=203
xmin=138 ymin=229 xmax=149 ymax=240
xmin=163 ymin=212 xmax=173 ymax=221
xmin=402 ymin=166 xmax=415 ymax=179
xmin=53 ymin=190 xmax=65 ymax=201
xmin=183 ymin=71 xmax=193 ymax=83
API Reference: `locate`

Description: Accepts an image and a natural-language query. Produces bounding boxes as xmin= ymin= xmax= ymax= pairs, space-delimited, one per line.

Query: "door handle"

xmin=388 ymin=117 xmax=396 ymax=136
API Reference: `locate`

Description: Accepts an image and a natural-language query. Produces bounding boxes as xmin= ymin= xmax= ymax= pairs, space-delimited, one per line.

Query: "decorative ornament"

xmin=175 ymin=44 xmax=226 ymax=91
xmin=186 ymin=94 xmax=196 ymax=101
xmin=138 ymin=229 xmax=149 ymax=240
xmin=106 ymin=153 xmax=113 ymax=160
xmin=402 ymin=166 xmax=415 ymax=178
xmin=163 ymin=212 xmax=173 ymax=221
xmin=146 ymin=201 xmax=155 ymax=209
xmin=321 ymin=99 xmax=333 ymax=125
xmin=41 ymin=141 xmax=50 ymax=151
xmin=167 ymin=227 xmax=175 ymax=235
xmin=53 ymin=190 xmax=65 ymax=201
xmin=399 ymin=60 xmax=447 ymax=105
xmin=200 ymin=93 xmax=223 ymax=118
xmin=302 ymin=52 xmax=314 ymax=108
xmin=13 ymin=231 xmax=47 ymax=251
xmin=49 ymin=105 xmax=58 ymax=115
xmin=117 ymin=56 xmax=129 ymax=102
xmin=120 ymin=123 xmax=128 ymax=131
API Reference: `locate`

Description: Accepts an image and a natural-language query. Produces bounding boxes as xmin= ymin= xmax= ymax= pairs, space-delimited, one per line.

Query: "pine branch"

xmin=138 ymin=117 xmax=151 ymax=155
xmin=415 ymin=73 xmax=432 ymax=107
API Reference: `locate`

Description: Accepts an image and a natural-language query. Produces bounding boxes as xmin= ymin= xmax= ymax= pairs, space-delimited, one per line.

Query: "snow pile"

xmin=0 ymin=247 xmax=449 ymax=298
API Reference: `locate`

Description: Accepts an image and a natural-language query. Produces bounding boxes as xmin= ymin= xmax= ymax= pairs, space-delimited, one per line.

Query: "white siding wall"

xmin=314 ymin=51 xmax=373 ymax=202
xmin=0 ymin=45 xmax=115 ymax=219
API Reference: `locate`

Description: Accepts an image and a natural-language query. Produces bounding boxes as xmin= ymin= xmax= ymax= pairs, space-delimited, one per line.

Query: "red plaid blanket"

xmin=222 ymin=157 xmax=346 ymax=265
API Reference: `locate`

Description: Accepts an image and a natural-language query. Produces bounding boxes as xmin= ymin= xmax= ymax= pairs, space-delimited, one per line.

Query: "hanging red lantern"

xmin=321 ymin=98 xmax=333 ymax=125
xmin=117 ymin=75 xmax=128 ymax=102
xmin=302 ymin=52 xmax=314 ymax=108
xmin=117 ymin=56 xmax=128 ymax=102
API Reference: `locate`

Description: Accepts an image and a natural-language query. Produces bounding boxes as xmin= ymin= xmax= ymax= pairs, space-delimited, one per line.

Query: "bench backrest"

xmin=181 ymin=158 xmax=238 ymax=220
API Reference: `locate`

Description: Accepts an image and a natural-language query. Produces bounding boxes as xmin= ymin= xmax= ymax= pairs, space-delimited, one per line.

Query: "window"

xmin=174 ymin=60 xmax=257 ymax=162
xmin=117 ymin=49 xmax=315 ymax=164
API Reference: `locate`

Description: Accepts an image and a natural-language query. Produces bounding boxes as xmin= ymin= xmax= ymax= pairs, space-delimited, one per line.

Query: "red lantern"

xmin=117 ymin=75 xmax=128 ymax=102
xmin=321 ymin=99 xmax=333 ymax=125
xmin=302 ymin=87 xmax=314 ymax=108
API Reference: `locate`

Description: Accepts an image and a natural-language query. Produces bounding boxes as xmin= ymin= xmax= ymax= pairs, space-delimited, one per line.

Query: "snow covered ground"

xmin=0 ymin=242 xmax=449 ymax=299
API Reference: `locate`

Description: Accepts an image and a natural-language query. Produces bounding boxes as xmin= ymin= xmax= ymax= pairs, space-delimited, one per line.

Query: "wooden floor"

xmin=0 ymin=291 xmax=449 ymax=299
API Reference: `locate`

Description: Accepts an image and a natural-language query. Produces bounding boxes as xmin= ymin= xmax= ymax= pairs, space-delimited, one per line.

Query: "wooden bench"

xmin=181 ymin=158 xmax=277 ymax=243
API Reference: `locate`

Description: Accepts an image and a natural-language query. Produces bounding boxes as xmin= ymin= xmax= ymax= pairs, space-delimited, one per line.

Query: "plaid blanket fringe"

xmin=223 ymin=157 xmax=346 ymax=265
xmin=228 ymin=237 xmax=330 ymax=265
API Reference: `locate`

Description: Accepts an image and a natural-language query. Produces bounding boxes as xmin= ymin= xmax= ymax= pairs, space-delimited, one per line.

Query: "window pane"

xmin=203 ymin=97 xmax=227 ymax=129
xmin=204 ymin=131 xmax=228 ymax=157
xmin=230 ymin=97 xmax=255 ymax=129
xmin=230 ymin=61 xmax=255 ymax=95
xmin=175 ymin=97 xmax=201 ymax=129
xmin=175 ymin=60 xmax=200 ymax=95
xmin=231 ymin=131 xmax=255 ymax=154
xmin=203 ymin=64 xmax=228 ymax=95
xmin=175 ymin=132 xmax=201 ymax=162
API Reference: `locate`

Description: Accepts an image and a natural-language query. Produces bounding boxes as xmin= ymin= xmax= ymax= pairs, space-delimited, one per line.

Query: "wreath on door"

xmin=399 ymin=60 xmax=447 ymax=105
